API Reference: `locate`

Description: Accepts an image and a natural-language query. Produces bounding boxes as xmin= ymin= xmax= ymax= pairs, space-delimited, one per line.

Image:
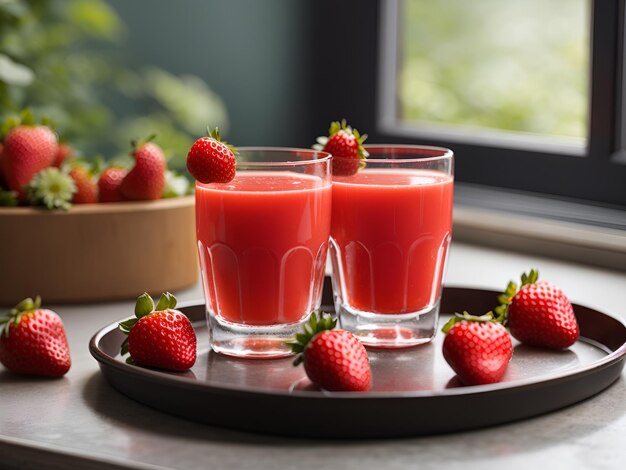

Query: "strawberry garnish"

xmin=1 ymin=111 xmax=59 ymax=198
xmin=441 ymin=312 xmax=513 ymax=386
xmin=98 ymin=167 xmax=127 ymax=203
xmin=120 ymin=135 xmax=166 ymax=201
xmin=289 ymin=313 xmax=371 ymax=392
xmin=497 ymin=269 xmax=579 ymax=349
xmin=118 ymin=292 xmax=197 ymax=371
xmin=186 ymin=127 xmax=238 ymax=184
xmin=0 ymin=296 xmax=71 ymax=377
xmin=314 ymin=119 xmax=368 ymax=176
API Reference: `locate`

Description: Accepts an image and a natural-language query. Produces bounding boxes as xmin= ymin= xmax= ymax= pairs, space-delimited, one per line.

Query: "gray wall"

xmin=108 ymin=0 xmax=312 ymax=147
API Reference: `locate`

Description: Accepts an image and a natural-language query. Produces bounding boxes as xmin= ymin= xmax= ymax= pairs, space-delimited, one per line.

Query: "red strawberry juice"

xmin=196 ymin=172 xmax=331 ymax=326
xmin=330 ymin=169 xmax=453 ymax=315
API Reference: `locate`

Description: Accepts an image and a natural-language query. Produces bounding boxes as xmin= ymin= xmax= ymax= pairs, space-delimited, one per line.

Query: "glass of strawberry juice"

xmin=330 ymin=145 xmax=454 ymax=348
xmin=196 ymin=148 xmax=332 ymax=358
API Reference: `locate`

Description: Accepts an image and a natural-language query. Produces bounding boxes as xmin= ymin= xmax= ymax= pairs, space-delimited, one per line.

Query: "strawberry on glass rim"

xmin=288 ymin=313 xmax=371 ymax=392
xmin=441 ymin=311 xmax=513 ymax=386
xmin=187 ymin=127 xmax=238 ymax=184
xmin=314 ymin=119 xmax=368 ymax=176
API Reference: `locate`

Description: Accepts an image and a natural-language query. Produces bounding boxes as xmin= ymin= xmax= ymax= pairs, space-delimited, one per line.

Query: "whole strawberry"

xmin=2 ymin=123 xmax=58 ymax=198
xmin=98 ymin=167 xmax=126 ymax=203
xmin=187 ymin=127 xmax=238 ymax=184
xmin=442 ymin=312 xmax=513 ymax=386
xmin=289 ymin=313 xmax=371 ymax=392
xmin=499 ymin=270 xmax=579 ymax=349
xmin=314 ymin=120 xmax=368 ymax=176
xmin=120 ymin=137 xmax=166 ymax=201
xmin=0 ymin=296 xmax=71 ymax=377
xmin=119 ymin=292 xmax=196 ymax=371
xmin=53 ymin=143 xmax=73 ymax=168
xmin=69 ymin=166 xmax=98 ymax=204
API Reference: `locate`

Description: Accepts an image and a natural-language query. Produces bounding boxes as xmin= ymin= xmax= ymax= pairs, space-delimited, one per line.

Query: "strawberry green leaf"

xmin=0 ymin=189 xmax=18 ymax=207
xmin=287 ymin=312 xmax=337 ymax=366
xmin=118 ymin=318 xmax=138 ymax=334
xmin=155 ymin=293 xmax=169 ymax=311
xmin=521 ymin=269 xmax=539 ymax=287
xmin=155 ymin=292 xmax=177 ymax=311
xmin=0 ymin=116 xmax=19 ymax=138
xmin=441 ymin=311 xmax=495 ymax=334
xmin=20 ymin=108 xmax=35 ymax=126
xmin=120 ymin=337 xmax=129 ymax=356
xmin=135 ymin=293 xmax=154 ymax=318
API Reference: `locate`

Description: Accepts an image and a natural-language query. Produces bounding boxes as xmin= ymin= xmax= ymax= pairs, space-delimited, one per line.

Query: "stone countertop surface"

xmin=1 ymin=241 xmax=625 ymax=470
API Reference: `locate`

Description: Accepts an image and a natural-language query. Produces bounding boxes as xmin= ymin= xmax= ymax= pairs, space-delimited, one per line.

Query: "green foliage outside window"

xmin=400 ymin=0 xmax=588 ymax=140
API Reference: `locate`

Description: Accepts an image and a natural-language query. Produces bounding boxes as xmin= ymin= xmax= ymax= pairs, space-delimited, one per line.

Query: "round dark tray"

xmin=90 ymin=278 xmax=626 ymax=438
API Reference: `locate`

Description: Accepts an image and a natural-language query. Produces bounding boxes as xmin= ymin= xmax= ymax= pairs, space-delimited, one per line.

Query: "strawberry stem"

xmin=135 ymin=293 xmax=155 ymax=318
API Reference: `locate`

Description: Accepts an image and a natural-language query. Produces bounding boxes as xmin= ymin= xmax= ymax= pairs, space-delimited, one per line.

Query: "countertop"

xmin=1 ymin=241 xmax=626 ymax=470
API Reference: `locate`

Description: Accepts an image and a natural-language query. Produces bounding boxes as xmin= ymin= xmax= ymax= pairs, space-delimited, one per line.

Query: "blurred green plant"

xmin=0 ymin=0 xmax=228 ymax=170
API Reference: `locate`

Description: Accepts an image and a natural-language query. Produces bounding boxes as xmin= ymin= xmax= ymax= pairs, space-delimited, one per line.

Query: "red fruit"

xmin=314 ymin=120 xmax=368 ymax=176
xmin=2 ymin=125 xmax=58 ymax=198
xmin=98 ymin=167 xmax=126 ymax=203
xmin=69 ymin=167 xmax=98 ymax=204
xmin=0 ymin=142 xmax=5 ymax=186
xmin=290 ymin=313 xmax=371 ymax=392
xmin=187 ymin=127 xmax=237 ymax=184
xmin=505 ymin=271 xmax=579 ymax=349
xmin=119 ymin=293 xmax=196 ymax=371
xmin=442 ymin=314 xmax=513 ymax=386
xmin=53 ymin=143 xmax=73 ymax=168
xmin=120 ymin=141 xmax=166 ymax=201
xmin=0 ymin=297 xmax=71 ymax=377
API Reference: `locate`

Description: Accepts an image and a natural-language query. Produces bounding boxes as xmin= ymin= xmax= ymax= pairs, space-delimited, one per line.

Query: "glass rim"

xmin=360 ymin=144 xmax=454 ymax=163
xmin=235 ymin=147 xmax=332 ymax=167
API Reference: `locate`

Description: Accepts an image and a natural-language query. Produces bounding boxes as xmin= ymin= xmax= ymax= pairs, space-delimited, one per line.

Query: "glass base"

xmin=337 ymin=300 xmax=440 ymax=349
xmin=208 ymin=312 xmax=311 ymax=359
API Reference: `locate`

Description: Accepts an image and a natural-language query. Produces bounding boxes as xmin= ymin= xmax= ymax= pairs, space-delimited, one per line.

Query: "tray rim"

xmin=89 ymin=286 xmax=626 ymax=400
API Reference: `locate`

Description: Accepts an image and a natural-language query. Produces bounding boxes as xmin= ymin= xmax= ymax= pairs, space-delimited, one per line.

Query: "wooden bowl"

xmin=0 ymin=196 xmax=198 ymax=305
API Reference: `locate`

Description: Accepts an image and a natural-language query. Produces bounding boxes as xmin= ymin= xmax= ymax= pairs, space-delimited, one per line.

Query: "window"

xmin=382 ymin=0 xmax=589 ymax=152
xmin=310 ymin=0 xmax=626 ymax=209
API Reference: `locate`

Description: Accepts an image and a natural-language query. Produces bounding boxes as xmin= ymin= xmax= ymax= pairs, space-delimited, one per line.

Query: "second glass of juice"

xmin=196 ymin=148 xmax=332 ymax=358
xmin=330 ymin=145 xmax=454 ymax=348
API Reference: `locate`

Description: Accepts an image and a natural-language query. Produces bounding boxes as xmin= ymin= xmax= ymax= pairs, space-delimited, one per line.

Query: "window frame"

xmin=309 ymin=0 xmax=626 ymax=208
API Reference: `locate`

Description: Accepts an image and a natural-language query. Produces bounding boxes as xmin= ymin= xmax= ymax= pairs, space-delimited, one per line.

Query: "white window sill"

xmin=454 ymin=184 xmax=626 ymax=271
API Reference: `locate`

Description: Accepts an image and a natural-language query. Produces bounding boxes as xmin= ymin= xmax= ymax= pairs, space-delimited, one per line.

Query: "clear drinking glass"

xmin=329 ymin=145 xmax=454 ymax=348
xmin=195 ymin=148 xmax=332 ymax=358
